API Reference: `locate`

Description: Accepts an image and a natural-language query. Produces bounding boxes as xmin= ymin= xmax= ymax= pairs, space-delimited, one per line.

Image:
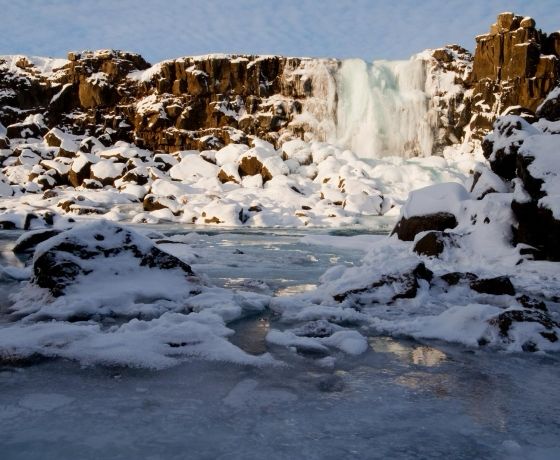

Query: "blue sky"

xmin=1 ymin=1 xmax=559 ymax=63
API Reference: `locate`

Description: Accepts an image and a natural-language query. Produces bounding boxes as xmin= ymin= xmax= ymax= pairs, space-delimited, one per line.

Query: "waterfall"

xmin=333 ymin=58 xmax=435 ymax=158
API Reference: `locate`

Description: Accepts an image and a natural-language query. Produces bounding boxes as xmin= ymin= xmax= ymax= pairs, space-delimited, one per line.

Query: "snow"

xmin=215 ymin=143 xmax=249 ymax=166
xmin=127 ymin=61 xmax=165 ymax=82
xmin=401 ymin=182 xmax=470 ymax=218
xmin=169 ymin=154 xmax=219 ymax=182
xmin=0 ymin=55 xmax=69 ymax=77
xmin=519 ymin=134 xmax=560 ymax=218
xmin=90 ymin=160 xmax=126 ymax=180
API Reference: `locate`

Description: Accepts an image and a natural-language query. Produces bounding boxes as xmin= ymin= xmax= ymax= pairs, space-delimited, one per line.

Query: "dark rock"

xmin=6 ymin=118 xmax=47 ymax=140
xmin=441 ymin=272 xmax=478 ymax=286
xmin=293 ymin=320 xmax=337 ymax=338
xmin=517 ymin=295 xmax=547 ymax=312
xmin=238 ymin=155 xmax=264 ymax=177
xmin=0 ymin=221 xmax=17 ymax=230
xmin=33 ymin=221 xmax=195 ymax=297
xmin=511 ymin=200 xmax=560 ymax=261
xmin=13 ymin=229 xmax=62 ymax=253
xmin=536 ymin=89 xmax=560 ymax=121
xmin=470 ymin=276 xmax=515 ymax=296
xmin=121 ymin=168 xmax=149 ymax=185
xmin=217 ymin=168 xmax=239 ymax=184
xmin=413 ymin=231 xmax=447 ymax=257
xmin=333 ymin=263 xmax=433 ymax=303
xmin=489 ymin=309 xmax=559 ymax=344
xmin=392 ymin=212 xmax=458 ymax=241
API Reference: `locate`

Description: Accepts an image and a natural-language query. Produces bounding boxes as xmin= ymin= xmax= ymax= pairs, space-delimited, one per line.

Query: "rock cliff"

xmin=467 ymin=12 xmax=560 ymax=137
xmin=0 ymin=12 xmax=557 ymax=156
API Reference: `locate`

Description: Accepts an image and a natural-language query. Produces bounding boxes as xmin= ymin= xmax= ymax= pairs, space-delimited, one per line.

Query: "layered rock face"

xmin=1 ymin=12 xmax=557 ymax=158
xmin=467 ymin=12 xmax=560 ymax=137
xmin=0 ymin=51 xmax=337 ymax=153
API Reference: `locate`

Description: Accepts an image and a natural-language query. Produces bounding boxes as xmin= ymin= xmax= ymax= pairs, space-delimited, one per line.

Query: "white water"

xmin=292 ymin=57 xmax=437 ymax=159
xmin=334 ymin=59 xmax=434 ymax=158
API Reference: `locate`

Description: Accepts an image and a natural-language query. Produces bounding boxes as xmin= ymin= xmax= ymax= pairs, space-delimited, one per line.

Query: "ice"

xmin=0 ymin=227 xmax=559 ymax=458
xmin=18 ymin=393 xmax=75 ymax=411
xmin=335 ymin=58 xmax=434 ymax=158
xmin=0 ymin=336 xmax=559 ymax=459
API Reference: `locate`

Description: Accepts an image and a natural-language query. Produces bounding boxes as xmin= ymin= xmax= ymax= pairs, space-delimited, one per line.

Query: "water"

xmin=1 ymin=228 xmax=559 ymax=460
xmin=293 ymin=57 xmax=436 ymax=159
xmin=334 ymin=59 xmax=434 ymax=158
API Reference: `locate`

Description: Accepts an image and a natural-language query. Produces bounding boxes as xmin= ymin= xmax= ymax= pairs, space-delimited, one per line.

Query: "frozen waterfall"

xmin=334 ymin=58 xmax=434 ymax=158
xmin=297 ymin=57 xmax=437 ymax=159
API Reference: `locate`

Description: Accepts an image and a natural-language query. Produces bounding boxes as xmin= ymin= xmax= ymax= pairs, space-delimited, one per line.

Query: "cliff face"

xmin=0 ymin=51 xmax=337 ymax=153
xmin=467 ymin=12 xmax=560 ymax=137
xmin=0 ymin=12 xmax=558 ymax=156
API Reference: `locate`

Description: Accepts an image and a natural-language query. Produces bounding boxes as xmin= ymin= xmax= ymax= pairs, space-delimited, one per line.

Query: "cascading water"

xmin=333 ymin=58 xmax=435 ymax=158
xmin=284 ymin=56 xmax=440 ymax=158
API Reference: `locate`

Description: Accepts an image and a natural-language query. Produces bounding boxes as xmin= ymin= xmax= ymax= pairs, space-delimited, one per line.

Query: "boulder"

xmin=69 ymin=153 xmax=98 ymax=187
xmin=392 ymin=213 xmax=458 ymax=242
xmin=488 ymin=309 xmax=559 ymax=347
xmin=392 ymin=183 xmax=469 ymax=241
xmin=6 ymin=115 xmax=48 ymax=140
xmin=536 ymin=87 xmax=560 ymax=121
xmin=32 ymin=221 xmax=195 ymax=298
xmin=413 ymin=231 xmax=448 ymax=257
xmin=333 ymin=263 xmax=433 ymax=304
xmin=13 ymin=229 xmax=62 ymax=254
xmin=470 ymin=276 xmax=515 ymax=296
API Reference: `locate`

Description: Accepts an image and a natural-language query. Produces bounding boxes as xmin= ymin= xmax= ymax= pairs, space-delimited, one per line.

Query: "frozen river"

xmin=0 ymin=227 xmax=559 ymax=460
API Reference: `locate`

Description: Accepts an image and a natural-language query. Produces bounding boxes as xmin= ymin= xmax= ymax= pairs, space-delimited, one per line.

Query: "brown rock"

xmin=238 ymin=155 xmax=264 ymax=177
xmin=413 ymin=231 xmax=447 ymax=257
xmin=520 ymin=17 xmax=536 ymax=29
xmin=392 ymin=213 xmax=458 ymax=241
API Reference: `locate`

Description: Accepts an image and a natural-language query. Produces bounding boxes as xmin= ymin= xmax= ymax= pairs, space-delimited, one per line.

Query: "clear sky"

xmin=1 ymin=0 xmax=559 ymax=63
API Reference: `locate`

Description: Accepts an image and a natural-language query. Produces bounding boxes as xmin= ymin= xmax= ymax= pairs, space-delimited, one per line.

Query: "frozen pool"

xmin=0 ymin=227 xmax=559 ymax=460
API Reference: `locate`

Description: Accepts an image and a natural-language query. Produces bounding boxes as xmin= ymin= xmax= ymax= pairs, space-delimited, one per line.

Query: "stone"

xmin=470 ymin=276 xmax=515 ymax=296
xmin=32 ymin=221 xmax=195 ymax=298
xmin=413 ymin=231 xmax=447 ymax=257
xmin=488 ymin=309 xmax=559 ymax=344
xmin=392 ymin=213 xmax=458 ymax=241
xmin=511 ymin=200 xmax=560 ymax=261
xmin=6 ymin=118 xmax=47 ymax=140
xmin=13 ymin=229 xmax=62 ymax=254
xmin=440 ymin=272 xmax=478 ymax=286
xmin=238 ymin=155 xmax=264 ymax=177
xmin=517 ymin=295 xmax=547 ymax=312
xmin=333 ymin=263 xmax=433 ymax=303
xmin=536 ymin=89 xmax=560 ymax=122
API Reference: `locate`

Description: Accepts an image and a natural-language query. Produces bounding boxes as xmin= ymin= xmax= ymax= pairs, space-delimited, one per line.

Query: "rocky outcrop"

xmin=482 ymin=100 xmax=560 ymax=261
xmin=0 ymin=51 xmax=338 ymax=154
xmin=33 ymin=221 xmax=195 ymax=298
xmin=467 ymin=12 xmax=560 ymax=138
xmin=1 ymin=12 xmax=558 ymax=158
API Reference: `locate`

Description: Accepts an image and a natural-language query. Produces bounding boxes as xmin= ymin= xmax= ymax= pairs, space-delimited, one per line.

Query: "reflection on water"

xmin=395 ymin=372 xmax=451 ymax=397
xmin=229 ymin=316 xmax=271 ymax=355
xmin=411 ymin=346 xmax=447 ymax=367
xmin=275 ymin=284 xmax=317 ymax=297
xmin=370 ymin=337 xmax=447 ymax=367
